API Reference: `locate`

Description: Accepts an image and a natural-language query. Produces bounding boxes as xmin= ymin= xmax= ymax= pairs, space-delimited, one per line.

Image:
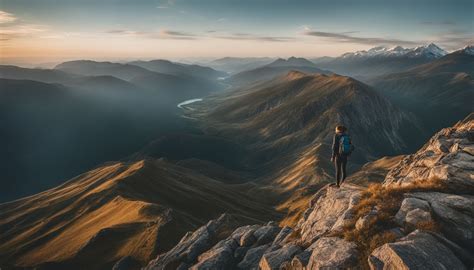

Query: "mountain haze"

xmin=371 ymin=47 xmax=474 ymax=135
xmin=226 ymin=57 xmax=332 ymax=86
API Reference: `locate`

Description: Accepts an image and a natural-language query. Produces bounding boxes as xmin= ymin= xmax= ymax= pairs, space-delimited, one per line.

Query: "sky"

xmin=0 ymin=0 xmax=473 ymax=64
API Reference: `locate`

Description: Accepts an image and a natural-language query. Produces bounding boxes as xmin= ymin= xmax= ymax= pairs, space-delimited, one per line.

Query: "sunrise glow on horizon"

xmin=1 ymin=0 xmax=473 ymax=65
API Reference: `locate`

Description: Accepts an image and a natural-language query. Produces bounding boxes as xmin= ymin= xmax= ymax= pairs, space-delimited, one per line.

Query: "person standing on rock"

xmin=331 ymin=125 xmax=354 ymax=187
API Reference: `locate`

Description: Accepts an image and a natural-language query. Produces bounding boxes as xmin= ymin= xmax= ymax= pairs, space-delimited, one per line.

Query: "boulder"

xmin=237 ymin=244 xmax=269 ymax=270
xmin=307 ymin=237 xmax=359 ymax=269
xmin=289 ymin=250 xmax=312 ymax=270
xmin=272 ymin=226 xmax=293 ymax=246
xmin=409 ymin=192 xmax=474 ymax=249
xmin=231 ymin=225 xmax=261 ymax=241
xmin=144 ymin=214 xmax=234 ymax=269
xmin=259 ymin=244 xmax=302 ymax=270
xmin=240 ymin=229 xmax=257 ymax=247
xmin=297 ymin=184 xmax=362 ymax=241
xmin=395 ymin=197 xmax=433 ymax=227
xmin=190 ymin=238 xmax=237 ymax=270
xmin=254 ymin=225 xmax=281 ymax=246
xmin=369 ymin=230 xmax=466 ymax=270
xmin=234 ymin=246 xmax=249 ymax=261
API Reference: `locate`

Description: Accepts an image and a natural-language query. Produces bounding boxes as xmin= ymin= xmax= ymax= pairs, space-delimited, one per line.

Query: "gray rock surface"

xmin=190 ymin=238 xmax=237 ymax=270
xmin=409 ymin=192 xmax=474 ymax=248
xmin=369 ymin=230 xmax=466 ymax=270
xmin=144 ymin=214 xmax=233 ymax=269
xmin=237 ymin=244 xmax=269 ymax=270
xmin=272 ymin=226 xmax=293 ymax=246
xmin=307 ymin=237 xmax=359 ymax=269
xmin=395 ymin=197 xmax=433 ymax=227
xmin=254 ymin=224 xmax=281 ymax=245
xmin=259 ymin=244 xmax=302 ymax=270
xmin=384 ymin=114 xmax=474 ymax=189
xmin=240 ymin=229 xmax=257 ymax=247
xmin=296 ymin=184 xmax=362 ymax=242
xmin=289 ymin=250 xmax=312 ymax=270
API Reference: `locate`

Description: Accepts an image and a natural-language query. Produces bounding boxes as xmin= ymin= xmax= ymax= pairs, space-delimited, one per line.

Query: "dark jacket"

xmin=332 ymin=132 xmax=346 ymax=159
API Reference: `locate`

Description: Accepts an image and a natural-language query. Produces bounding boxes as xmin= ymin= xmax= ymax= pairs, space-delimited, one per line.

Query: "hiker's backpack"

xmin=339 ymin=134 xmax=354 ymax=156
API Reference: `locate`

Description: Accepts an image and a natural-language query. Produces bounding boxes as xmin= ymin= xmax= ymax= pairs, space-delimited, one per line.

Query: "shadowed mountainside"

xmin=0 ymin=59 xmax=228 ymax=201
xmin=0 ymin=78 xmax=198 ymax=202
xmin=0 ymin=65 xmax=77 ymax=83
xmin=226 ymin=57 xmax=332 ymax=86
xmin=204 ymin=57 xmax=275 ymax=74
xmin=370 ymin=47 xmax=474 ymax=137
xmin=0 ymin=159 xmax=279 ymax=269
xmin=184 ymin=71 xmax=423 ymax=226
xmin=129 ymin=59 xmax=227 ymax=80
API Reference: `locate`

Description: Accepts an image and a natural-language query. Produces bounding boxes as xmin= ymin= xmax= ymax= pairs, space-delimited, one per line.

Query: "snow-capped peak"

xmin=461 ymin=45 xmax=474 ymax=55
xmin=411 ymin=43 xmax=447 ymax=58
xmin=340 ymin=43 xmax=447 ymax=59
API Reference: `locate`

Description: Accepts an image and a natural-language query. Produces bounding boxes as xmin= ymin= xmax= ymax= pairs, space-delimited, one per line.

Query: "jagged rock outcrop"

xmin=144 ymin=184 xmax=363 ymax=270
xmin=306 ymin=237 xmax=359 ymax=269
xmin=371 ymin=113 xmax=474 ymax=269
xmin=384 ymin=113 xmax=474 ymax=189
xmin=259 ymin=244 xmax=302 ymax=270
xmin=407 ymin=192 xmax=474 ymax=248
xmin=144 ymin=214 xmax=240 ymax=270
xmin=369 ymin=230 xmax=466 ymax=270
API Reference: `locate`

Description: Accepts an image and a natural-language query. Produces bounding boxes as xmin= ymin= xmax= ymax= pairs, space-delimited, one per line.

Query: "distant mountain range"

xmin=313 ymin=43 xmax=451 ymax=79
xmin=226 ymin=57 xmax=332 ymax=86
xmin=128 ymin=59 xmax=227 ymax=79
xmin=0 ymin=65 xmax=77 ymax=83
xmin=370 ymin=46 xmax=474 ymax=136
xmin=204 ymin=57 xmax=275 ymax=74
xmin=340 ymin=43 xmax=447 ymax=59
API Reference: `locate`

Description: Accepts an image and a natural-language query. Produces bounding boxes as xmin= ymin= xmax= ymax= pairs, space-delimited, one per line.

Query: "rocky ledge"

xmin=132 ymin=114 xmax=474 ymax=270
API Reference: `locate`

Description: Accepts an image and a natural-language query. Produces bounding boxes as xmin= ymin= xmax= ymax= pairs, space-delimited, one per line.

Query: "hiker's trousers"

xmin=334 ymin=155 xmax=347 ymax=185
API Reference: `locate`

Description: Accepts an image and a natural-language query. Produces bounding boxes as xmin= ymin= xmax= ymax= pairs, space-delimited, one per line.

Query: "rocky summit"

xmin=139 ymin=114 xmax=474 ymax=270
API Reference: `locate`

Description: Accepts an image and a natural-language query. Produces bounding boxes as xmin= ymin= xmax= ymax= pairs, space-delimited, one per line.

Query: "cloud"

xmin=0 ymin=10 xmax=51 ymax=42
xmin=0 ymin=10 xmax=16 ymax=24
xmin=105 ymin=29 xmax=197 ymax=40
xmin=429 ymin=29 xmax=474 ymax=50
xmin=303 ymin=30 xmax=420 ymax=46
xmin=215 ymin=32 xmax=294 ymax=42
xmin=160 ymin=30 xmax=196 ymax=39
xmin=420 ymin=20 xmax=456 ymax=26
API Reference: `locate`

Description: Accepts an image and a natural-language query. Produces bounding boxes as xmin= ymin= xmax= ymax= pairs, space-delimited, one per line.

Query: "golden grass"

xmin=334 ymin=177 xmax=456 ymax=269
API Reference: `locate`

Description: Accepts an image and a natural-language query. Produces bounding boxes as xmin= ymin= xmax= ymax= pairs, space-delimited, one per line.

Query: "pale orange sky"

xmin=1 ymin=0 xmax=472 ymax=65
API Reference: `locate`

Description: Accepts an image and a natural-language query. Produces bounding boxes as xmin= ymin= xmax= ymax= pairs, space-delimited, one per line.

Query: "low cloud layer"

xmin=303 ymin=30 xmax=421 ymax=46
xmin=0 ymin=10 xmax=16 ymax=24
xmin=214 ymin=32 xmax=294 ymax=42
xmin=106 ymin=28 xmax=293 ymax=42
xmin=105 ymin=29 xmax=197 ymax=40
